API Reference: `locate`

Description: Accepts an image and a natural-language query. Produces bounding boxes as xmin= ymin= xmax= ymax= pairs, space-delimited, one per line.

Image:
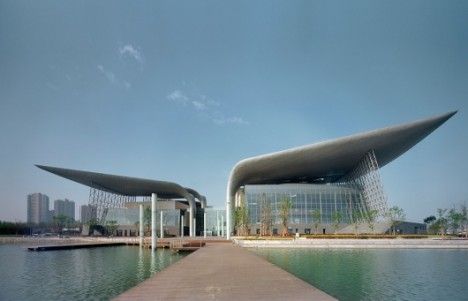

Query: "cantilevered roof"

xmin=227 ymin=111 xmax=457 ymax=197
xmin=36 ymin=165 xmax=195 ymax=200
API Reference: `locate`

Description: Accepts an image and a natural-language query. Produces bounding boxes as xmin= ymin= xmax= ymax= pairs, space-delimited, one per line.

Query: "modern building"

xmin=27 ymin=193 xmax=50 ymax=224
xmin=54 ymin=199 xmax=75 ymax=221
xmin=35 ymin=111 xmax=457 ymax=239
xmin=226 ymin=111 xmax=457 ymax=238
xmin=35 ymin=165 xmax=208 ymax=239
xmin=80 ymin=204 xmax=97 ymax=224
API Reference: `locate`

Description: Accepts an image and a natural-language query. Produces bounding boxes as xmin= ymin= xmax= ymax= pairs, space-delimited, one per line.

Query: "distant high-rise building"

xmin=54 ymin=199 xmax=75 ymax=221
xmin=27 ymin=193 xmax=50 ymax=224
xmin=80 ymin=204 xmax=97 ymax=224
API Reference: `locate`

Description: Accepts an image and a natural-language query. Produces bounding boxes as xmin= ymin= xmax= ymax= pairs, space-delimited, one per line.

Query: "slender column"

xmin=160 ymin=210 xmax=164 ymax=238
xmin=226 ymin=198 xmax=231 ymax=240
xmin=151 ymin=193 xmax=157 ymax=251
xmin=194 ymin=218 xmax=197 ymax=237
xmin=139 ymin=204 xmax=144 ymax=247
xmin=181 ymin=214 xmax=184 ymax=237
xmin=203 ymin=211 xmax=207 ymax=239
xmin=216 ymin=211 xmax=220 ymax=236
xmin=189 ymin=206 xmax=194 ymax=237
xmin=221 ymin=214 xmax=224 ymax=237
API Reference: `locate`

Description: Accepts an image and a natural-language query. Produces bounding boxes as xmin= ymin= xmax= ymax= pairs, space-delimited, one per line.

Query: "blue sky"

xmin=0 ymin=0 xmax=467 ymax=222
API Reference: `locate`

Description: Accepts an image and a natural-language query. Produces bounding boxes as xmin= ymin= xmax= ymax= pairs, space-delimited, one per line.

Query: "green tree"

xmin=435 ymin=208 xmax=448 ymax=237
xmin=279 ymin=196 xmax=292 ymax=237
xmin=331 ymin=211 xmax=342 ymax=234
xmin=144 ymin=207 xmax=151 ymax=236
xmin=365 ymin=209 xmax=379 ymax=234
xmin=424 ymin=215 xmax=437 ymax=234
xmin=105 ymin=220 xmax=118 ymax=236
xmin=423 ymin=215 xmax=436 ymax=225
xmin=448 ymin=208 xmax=464 ymax=235
xmin=385 ymin=206 xmax=405 ymax=235
xmin=351 ymin=210 xmax=363 ymax=236
xmin=234 ymin=195 xmax=249 ymax=236
xmin=53 ymin=214 xmax=67 ymax=235
xmin=259 ymin=193 xmax=272 ymax=236
xmin=461 ymin=204 xmax=468 ymax=238
xmin=311 ymin=209 xmax=321 ymax=235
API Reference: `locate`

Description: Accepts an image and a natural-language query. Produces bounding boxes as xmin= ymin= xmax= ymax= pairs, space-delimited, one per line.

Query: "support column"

xmin=181 ymin=214 xmax=184 ymax=237
xmin=139 ymin=204 xmax=144 ymax=247
xmin=221 ymin=214 xmax=224 ymax=237
xmin=189 ymin=206 xmax=194 ymax=237
xmin=216 ymin=211 xmax=220 ymax=236
xmin=151 ymin=193 xmax=157 ymax=251
xmin=203 ymin=211 xmax=207 ymax=239
xmin=160 ymin=211 xmax=164 ymax=238
xmin=226 ymin=199 xmax=231 ymax=240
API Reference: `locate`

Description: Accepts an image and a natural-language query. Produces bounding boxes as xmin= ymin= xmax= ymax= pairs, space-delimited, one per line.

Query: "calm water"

xmin=0 ymin=244 xmax=185 ymax=301
xmin=253 ymin=248 xmax=468 ymax=301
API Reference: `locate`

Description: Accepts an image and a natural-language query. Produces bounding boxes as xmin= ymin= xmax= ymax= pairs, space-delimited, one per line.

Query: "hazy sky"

xmin=1 ymin=0 xmax=467 ymax=222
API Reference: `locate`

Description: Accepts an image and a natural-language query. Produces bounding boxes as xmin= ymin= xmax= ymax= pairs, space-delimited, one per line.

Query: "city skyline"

xmin=1 ymin=1 xmax=467 ymax=222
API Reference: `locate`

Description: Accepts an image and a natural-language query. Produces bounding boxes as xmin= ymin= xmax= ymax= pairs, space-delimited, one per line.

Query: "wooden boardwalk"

xmin=115 ymin=243 xmax=336 ymax=301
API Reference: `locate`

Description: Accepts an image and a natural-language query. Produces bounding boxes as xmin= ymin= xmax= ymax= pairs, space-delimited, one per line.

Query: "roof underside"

xmin=35 ymin=165 xmax=192 ymax=199
xmin=229 ymin=111 xmax=456 ymax=193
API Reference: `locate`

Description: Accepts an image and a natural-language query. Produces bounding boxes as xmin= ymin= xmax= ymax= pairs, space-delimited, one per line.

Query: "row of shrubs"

xmin=238 ymin=234 xmax=429 ymax=240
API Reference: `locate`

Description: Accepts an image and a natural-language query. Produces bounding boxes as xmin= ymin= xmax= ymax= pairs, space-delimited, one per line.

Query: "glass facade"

xmin=243 ymin=183 xmax=367 ymax=233
xmin=204 ymin=208 xmax=226 ymax=237
xmin=106 ymin=207 xmax=181 ymax=236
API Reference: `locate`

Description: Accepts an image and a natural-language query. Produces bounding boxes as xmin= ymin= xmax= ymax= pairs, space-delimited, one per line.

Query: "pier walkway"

xmin=115 ymin=243 xmax=336 ymax=301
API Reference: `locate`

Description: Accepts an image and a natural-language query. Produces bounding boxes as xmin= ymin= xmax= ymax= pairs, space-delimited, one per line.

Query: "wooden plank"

xmin=115 ymin=243 xmax=336 ymax=301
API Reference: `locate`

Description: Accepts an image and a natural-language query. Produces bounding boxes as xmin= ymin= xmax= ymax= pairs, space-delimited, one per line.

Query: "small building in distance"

xmin=27 ymin=193 xmax=50 ymax=224
xmin=54 ymin=199 xmax=75 ymax=221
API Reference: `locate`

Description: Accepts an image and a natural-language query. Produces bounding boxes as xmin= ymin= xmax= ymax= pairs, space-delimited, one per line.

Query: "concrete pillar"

xmin=203 ymin=211 xmax=207 ymax=239
xmin=194 ymin=218 xmax=197 ymax=237
xmin=226 ymin=199 xmax=231 ymax=240
xmin=151 ymin=193 xmax=157 ymax=251
xmin=216 ymin=211 xmax=220 ymax=237
xmin=189 ymin=206 xmax=194 ymax=237
xmin=221 ymin=214 xmax=224 ymax=237
xmin=181 ymin=214 xmax=184 ymax=237
xmin=139 ymin=204 xmax=144 ymax=247
xmin=160 ymin=210 xmax=164 ymax=238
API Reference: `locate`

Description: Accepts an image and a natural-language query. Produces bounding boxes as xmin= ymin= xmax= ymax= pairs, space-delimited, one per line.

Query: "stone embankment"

xmin=235 ymin=238 xmax=468 ymax=249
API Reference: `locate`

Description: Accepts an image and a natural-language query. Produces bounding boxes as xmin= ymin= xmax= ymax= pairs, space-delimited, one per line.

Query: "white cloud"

xmin=213 ymin=116 xmax=249 ymax=125
xmin=97 ymin=65 xmax=131 ymax=90
xmin=119 ymin=44 xmax=143 ymax=64
xmin=167 ymin=87 xmax=249 ymax=126
xmin=192 ymin=100 xmax=206 ymax=111
xmin=97 ymin=65 xmax=115 ymax=83
xmin=167 ymin=90 xmax=189 ymax=105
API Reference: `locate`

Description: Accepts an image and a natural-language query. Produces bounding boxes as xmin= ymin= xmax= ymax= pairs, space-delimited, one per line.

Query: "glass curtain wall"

xmin=244 ymin=184 xmax=366 ymax=233
xmin=205 ymin=208 xmax=226 ymax=237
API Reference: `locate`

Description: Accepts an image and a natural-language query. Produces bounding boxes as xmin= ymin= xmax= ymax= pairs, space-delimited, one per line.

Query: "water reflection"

xmin=254 ymin=248 xmax=468 ymax=301
xmin=0 ymin=245 xmax=185 ymax=301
